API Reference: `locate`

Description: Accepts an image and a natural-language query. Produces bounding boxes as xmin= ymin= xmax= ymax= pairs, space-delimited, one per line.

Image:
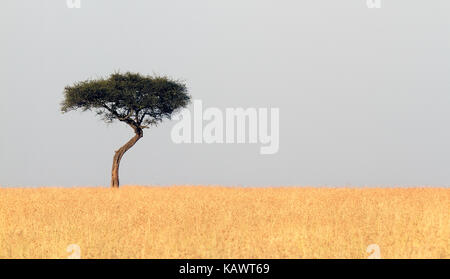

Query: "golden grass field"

xmin=0 ymin=186 xmax=448 ymax=259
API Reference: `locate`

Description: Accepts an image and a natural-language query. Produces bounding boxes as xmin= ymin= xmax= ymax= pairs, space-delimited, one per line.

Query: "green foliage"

xmin=62 ymin=72 xmax=191 ymax=129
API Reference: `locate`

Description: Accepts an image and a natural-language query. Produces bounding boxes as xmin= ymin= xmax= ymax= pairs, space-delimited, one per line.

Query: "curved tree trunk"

xmin=111 ymin=127 xmax=143 ymax=188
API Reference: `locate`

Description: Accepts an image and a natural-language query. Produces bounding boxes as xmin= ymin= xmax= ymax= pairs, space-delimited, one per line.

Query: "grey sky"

xmin=1 ymin=0 xmax=449 ymax=187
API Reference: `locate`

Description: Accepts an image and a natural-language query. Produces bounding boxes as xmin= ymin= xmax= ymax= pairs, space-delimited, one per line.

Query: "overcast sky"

xmin=1 ymin=0 xmax=449 ymax=187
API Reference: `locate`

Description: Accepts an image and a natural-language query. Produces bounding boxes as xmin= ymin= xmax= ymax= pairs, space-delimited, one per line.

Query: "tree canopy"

xmin=62 ymin=72 xmax=190 ymax=130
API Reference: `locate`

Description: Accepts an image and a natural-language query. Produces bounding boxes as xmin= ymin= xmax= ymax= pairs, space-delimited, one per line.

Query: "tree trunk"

xmin=111 ymin=127 xmax=143 ymax=188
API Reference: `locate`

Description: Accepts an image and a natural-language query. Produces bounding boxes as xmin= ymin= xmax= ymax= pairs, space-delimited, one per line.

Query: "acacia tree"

xmin=62 ymin=72 xmax=190 ymax=188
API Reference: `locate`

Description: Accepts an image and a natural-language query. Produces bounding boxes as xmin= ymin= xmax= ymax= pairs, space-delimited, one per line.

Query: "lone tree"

xmin=62 ymin=72 xmax=190 ymax=188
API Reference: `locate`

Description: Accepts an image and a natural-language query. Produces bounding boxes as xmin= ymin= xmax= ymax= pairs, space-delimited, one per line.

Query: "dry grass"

xmin=0 ymin=186 xmax=448 ymax=259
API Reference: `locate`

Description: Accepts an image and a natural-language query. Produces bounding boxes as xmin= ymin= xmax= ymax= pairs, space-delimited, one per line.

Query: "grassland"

xmin=0 ymin=186 xmax=448 ymax=259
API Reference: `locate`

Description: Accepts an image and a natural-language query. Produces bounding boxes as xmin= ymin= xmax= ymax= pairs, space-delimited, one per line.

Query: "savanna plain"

xmin=0 ymin=186 xmax=448 ymax=259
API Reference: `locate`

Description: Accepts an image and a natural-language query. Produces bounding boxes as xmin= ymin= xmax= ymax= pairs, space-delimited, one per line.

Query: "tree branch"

xmin=103 ymin=104 xmax=138 ymax=128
